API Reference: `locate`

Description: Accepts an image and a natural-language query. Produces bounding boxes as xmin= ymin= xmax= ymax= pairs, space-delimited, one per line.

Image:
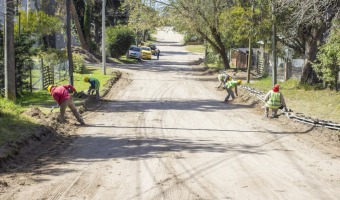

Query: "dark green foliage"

xmin=0 ymin=26 xmax=37 ymax=96
xmin=73 ymin=54 xmax=85 ymax=74
xmin=106 ymin=25 xmax=135 ymax=58
xmin=0 ymin=26 xmax=4 ymax=91
xmin=84 ymin=0 xmax=91 ymax=43
xmin=15 ymin=33 xmax=37 ymax=95
xmin=184 ymin=34 xmax=203 ymax=44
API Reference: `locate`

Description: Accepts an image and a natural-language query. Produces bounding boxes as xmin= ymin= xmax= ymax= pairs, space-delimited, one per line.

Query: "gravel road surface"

xmin=1 ymin=27 xmax=340 ymax=200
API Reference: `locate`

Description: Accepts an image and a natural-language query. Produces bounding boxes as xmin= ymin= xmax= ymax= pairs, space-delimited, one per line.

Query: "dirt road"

xmin=1 ymin=27 xmax=340 ymax=200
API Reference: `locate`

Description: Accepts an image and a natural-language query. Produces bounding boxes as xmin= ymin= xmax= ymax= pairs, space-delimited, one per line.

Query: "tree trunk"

xmin=220 ymin=51 xmax=230 ymax=70
xmin=301 ymin=35 xmax=318 ymax=84
xmin=4 ymin=0 xmax=16 ymax=101
xmin=70 ymin=0 xmax=90 ymax=52
xmin=335 ymin=72 xmax=339 ymax=91
xmin=94 ymin=21 xmax=101 ymax=44
xmin=84 ymin=0 xmax=91 ymax=47
xmin=66 ymin=0 xmax=74 ymax=86
xmin=197 ymin=29 xmax=230 ymax=69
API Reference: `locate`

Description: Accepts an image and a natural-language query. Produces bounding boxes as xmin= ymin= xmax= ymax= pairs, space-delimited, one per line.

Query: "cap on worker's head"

xmin=237 ymin=80 xmax=242 ymax=85
xmin=47 ymin=85 xmax=54 ymax=93
xmin=274 ymin=84 xmax=280 ymax=88
xmin=84 ymin=77 xmax=89 ymax=82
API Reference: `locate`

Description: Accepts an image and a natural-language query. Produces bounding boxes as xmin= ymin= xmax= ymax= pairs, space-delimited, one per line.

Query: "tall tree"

xmin=313 ymin=20 xmax=340 ymax=91
xmin=275 ymin=0 xmax=340 ymax=84
xmin=18 ymin=10 xmax=63 ymax=46
xmin=84 ymin=0 xmax=91 ymax=46
xmin=4 ymin=0 xmax=16 ymax=101
xmin=125 ymin=0 xmax=159 ymax=44
xmin=70 ymin=0 xmax=90 ymax=51
xmin=160 ymin=0 xmax=233 ymax=69
xmin=219 ymin=1 xmax=271 ymax=70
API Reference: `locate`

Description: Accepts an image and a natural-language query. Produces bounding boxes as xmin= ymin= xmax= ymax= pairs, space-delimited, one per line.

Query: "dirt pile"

xmin=72 ymin=46 xmax=100 ymax=63
xmin=0 ymin=107 xmax=80 ymax=169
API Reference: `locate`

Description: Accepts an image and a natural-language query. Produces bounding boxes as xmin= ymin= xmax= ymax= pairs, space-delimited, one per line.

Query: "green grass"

xmin=1 ymin=65 xmax=119 ymax=147
xmin=185 ymin=45 xmax=205 ymax=53
xmin=19 ymin=65 xmax=118 ymax=113
xmin=246 ymin=76 xmax=340 ymax=122
xmin=114 ymin=56 xmax=139 ymax=64
xmin=0 ymin=98 xmax=39 ymax=146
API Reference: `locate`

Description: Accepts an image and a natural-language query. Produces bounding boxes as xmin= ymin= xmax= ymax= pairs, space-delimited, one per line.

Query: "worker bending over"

xmin=84 ymin=77 xmax=100 ymax=101
xmin=217 ymin=72 xmax=232 ymax=89
xmin=48 ymin=84 xmax=85 ymax=125
xmin=224 ymin=80 xmax=242 ymax=102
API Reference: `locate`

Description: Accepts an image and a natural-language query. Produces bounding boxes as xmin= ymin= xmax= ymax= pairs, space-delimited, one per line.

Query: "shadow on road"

xmin=96 ymin=99 xmax=256 ymax=113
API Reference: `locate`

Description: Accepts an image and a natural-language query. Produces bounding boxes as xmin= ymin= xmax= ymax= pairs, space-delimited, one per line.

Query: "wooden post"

xmin=4 ymin=0 xmax=16 ymax=101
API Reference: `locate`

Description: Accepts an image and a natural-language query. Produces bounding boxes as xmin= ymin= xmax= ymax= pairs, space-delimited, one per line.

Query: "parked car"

xmin=148 ymin=44 xmax=157 ymax=55
xmin=127 ymin=45 xmax=141 ymax=60
xmin=140 ymin=46 xmax=152 ymax=60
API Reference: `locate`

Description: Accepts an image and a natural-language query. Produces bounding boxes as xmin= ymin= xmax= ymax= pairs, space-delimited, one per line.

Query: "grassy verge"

xmin=18 ymin=65 xmax=118 ymax=113
xmin=110 ymin=56 xmax=139 ymax=64
xmin=0 ymin=65 xmax=119 ymax=147
xmin=185 ymin=45 xmax=205 ymax=53
xmin=246 ymin=76 xmax=340 ymax=123
xmin=0 ymin=98 xmax=39 ymax=146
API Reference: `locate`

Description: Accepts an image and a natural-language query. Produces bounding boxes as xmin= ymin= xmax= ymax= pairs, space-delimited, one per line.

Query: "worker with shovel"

xmin=48 ymin=84 xmax=85 ymax=125
xmin=84 ymin=77 xmax=100 ymax=101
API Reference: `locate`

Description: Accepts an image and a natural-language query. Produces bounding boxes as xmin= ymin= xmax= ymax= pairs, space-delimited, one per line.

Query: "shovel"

xmin=50 ymin=106 xmax=55 ymax=113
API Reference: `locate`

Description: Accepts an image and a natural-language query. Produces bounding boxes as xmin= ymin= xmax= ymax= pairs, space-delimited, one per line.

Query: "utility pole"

xmin=4 ymin=0 xmax=16 ymax=101
xmin=102 ymin=0 xmax=106 ymax=75
xmin=271 ymin=0 xmax=277 ymax=86
xmin=66 ymin=0 xmax=74 ymax=85
xmin=247 ymin=0 xmax=254 ymax=84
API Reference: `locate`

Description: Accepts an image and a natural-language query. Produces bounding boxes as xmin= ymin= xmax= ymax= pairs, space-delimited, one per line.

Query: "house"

xmin=230 ymin=48 xmax=259 ymax=70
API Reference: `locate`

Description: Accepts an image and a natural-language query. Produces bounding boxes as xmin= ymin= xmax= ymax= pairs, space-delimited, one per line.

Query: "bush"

xmin=106 ymin=25 xmax=135 ymax=58
xmin=73 ymin=53 xmax=85 ymax=74
xmin=184 ymin=33 xmax=203 ymax=44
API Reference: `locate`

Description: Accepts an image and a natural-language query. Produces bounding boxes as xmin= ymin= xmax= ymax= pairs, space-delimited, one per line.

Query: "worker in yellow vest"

xmin=217 ymin=72 xmax=232 ymax=89
xmin=264 ymin=84 xmax=287 ymax=118
xmin=224 ymin=80 xmax=242 ymax=102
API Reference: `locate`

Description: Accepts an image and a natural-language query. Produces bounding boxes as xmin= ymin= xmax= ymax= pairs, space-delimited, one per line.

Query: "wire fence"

xmin=30 ymin=59 xmax=69 ymax=90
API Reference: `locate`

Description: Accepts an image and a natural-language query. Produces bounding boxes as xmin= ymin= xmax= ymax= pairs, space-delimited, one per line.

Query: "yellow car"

xmin=140 ymin=46 xmax=152 ymax=60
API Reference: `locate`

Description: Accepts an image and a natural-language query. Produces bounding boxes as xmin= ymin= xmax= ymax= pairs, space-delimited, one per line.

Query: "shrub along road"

xmin=0 ymin=27 xmax=340 ymax=199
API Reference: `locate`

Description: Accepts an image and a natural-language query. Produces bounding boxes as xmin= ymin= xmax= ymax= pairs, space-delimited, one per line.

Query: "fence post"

xmin=30 ymin=67 xmax=32 ymax=93
xmin=284 ymin=61 xmax=292 ymax=81
xmin=40 ymin=58 xmax=44 ymax=90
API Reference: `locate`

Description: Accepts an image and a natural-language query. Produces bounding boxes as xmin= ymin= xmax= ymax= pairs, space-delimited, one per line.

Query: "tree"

xmin=125 ymin=0 xmax=159 ymax=45
xmin=106 ymin=25 xmax=135 ymax=58
xmin=18 ymin=10 xmax=63 ymax=49
xmin=313 ymin=21 xmax=340 ymax=91
xmin=275 ymin=0 xmax=340 ymax=84
xmin=160 ymin=0 xmax=233 ymax=69
xmin=220 ymin=1 xmax=271 ymax=76
xmin=70 ymin=0 xmax=90 ymax=52
xmin=4 ymin=0 xmax=16 ymax=101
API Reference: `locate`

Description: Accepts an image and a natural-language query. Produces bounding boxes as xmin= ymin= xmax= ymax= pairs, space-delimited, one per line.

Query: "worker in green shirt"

xmin=84 ymin=77 xmax=100 ymax=101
